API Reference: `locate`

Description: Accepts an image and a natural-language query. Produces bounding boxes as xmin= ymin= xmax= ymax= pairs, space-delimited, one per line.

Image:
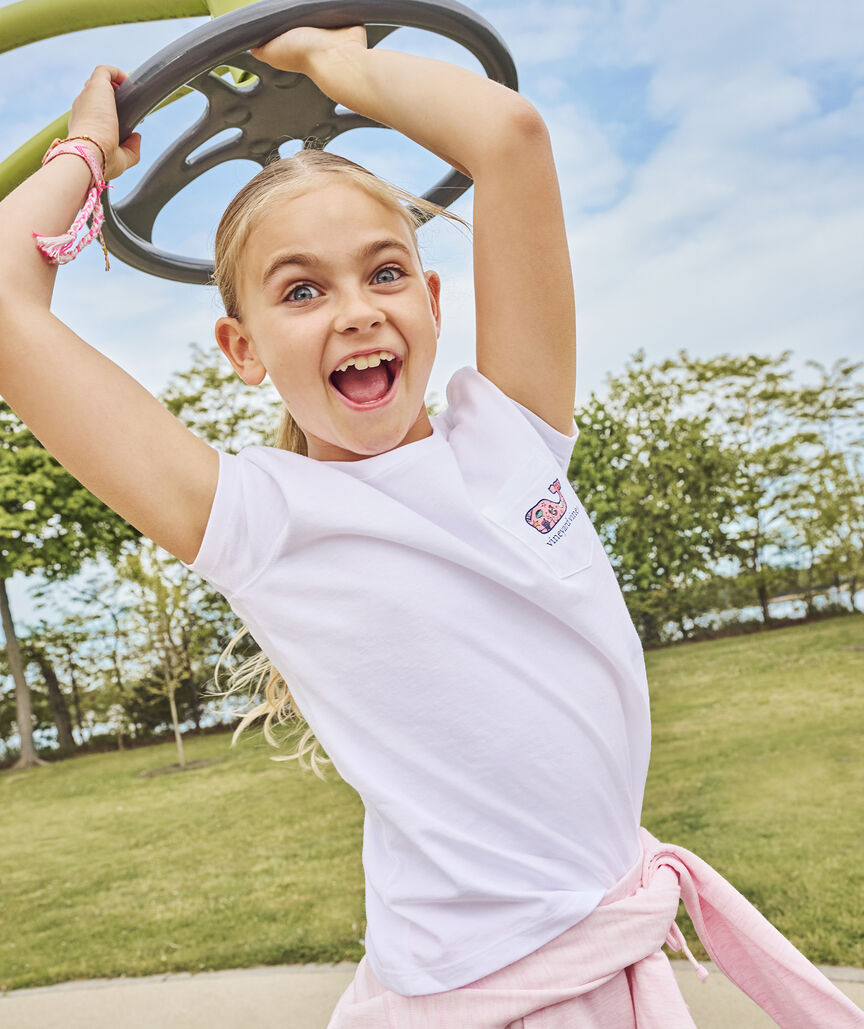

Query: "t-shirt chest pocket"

xmin=480 ymin=463 xmax=594 ymax=578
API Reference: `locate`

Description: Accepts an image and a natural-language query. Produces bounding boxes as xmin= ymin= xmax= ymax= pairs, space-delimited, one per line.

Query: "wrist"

xmin=47 ymin=135 xmax=108 ymax=179
xmin=34 ymin=142 xmax=112 ymax=270
xmin=306 ymin=43 xmax=369 ymax=100
xmin=77 ymin=138 xmax=108 ymax=170
xmin=73 ymin=141 xmax=107 ymax=180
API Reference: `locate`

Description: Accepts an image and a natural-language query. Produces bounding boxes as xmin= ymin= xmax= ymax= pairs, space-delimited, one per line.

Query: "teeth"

xmin=335 ymin=351 xmax=396 ymax=373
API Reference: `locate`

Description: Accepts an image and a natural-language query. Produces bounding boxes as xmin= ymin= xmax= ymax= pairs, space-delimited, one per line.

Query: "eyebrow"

xmin=261 ymin=238 xmax=413 ymax=290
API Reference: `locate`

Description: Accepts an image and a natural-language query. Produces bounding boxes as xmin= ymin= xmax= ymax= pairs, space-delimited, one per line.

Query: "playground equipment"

xmin=0 ymin=0 xmax=517 ymax=283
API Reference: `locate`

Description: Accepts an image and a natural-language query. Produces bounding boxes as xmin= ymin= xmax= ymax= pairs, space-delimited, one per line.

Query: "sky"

xmin=1 ymin=0 xmax=863 ymax=628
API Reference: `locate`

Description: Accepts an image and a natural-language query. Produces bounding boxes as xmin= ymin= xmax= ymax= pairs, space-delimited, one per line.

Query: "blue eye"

xmin=285 ymin=283 xmax=320 ymax=303
xmin=374 ymin=265 xmax=403 ymax=284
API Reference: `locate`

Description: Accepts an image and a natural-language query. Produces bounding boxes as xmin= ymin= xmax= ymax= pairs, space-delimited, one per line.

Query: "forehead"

xmin=244 ymin=180 xmax=419 ymax=291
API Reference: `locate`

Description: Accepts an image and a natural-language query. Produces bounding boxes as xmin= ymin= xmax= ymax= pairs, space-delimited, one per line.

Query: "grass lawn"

xmin=642 ymin=613 xmax=864 ymax=968
xmin=0 ymin=729 xmax=366 ymax=991
xmin=1 ymin=614 xmax=862 ymax=990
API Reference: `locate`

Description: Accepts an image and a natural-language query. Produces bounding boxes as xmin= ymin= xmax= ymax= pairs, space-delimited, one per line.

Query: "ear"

xmin=425 ymin=270 xmax=442 ymax=338
xmin=214 ymin=316 xmax=267 ymax=385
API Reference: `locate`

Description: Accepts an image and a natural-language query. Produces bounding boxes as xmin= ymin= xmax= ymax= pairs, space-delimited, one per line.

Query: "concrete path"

xmin=2 ymin=961 xmax=862 ymax=1027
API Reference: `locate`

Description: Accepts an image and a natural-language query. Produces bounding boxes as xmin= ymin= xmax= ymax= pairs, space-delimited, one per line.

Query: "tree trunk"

xmin=750 ymin=528 xmax=772 ymax=626
xmin=32 ymin=650 xmax=76 ymax=755
xmin=850 ymin=576 xmax=860 ymax=613
xmin=68 ymin=660 xmax=85 ymax=743
xmin=179 ymin=627 xmax=202 ymax=733
xmin=756 ymin=578 xmax=771 ymax=625
xmin=187 ymin=679 xmax=202 ymax=733
xmin=804 ymin=557 xmax=816 ymax=618
xmin=168 ymin=687 xmax=186 ymax=769
xmin=0 ymin=578 xmax=47 ymax=769
xmin=110 ymin=648 xmax=124 ymax=707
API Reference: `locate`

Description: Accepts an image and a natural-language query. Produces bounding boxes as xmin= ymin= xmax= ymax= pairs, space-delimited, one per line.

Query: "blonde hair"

xmin=210 ymin=148 xmax=470 ymax=778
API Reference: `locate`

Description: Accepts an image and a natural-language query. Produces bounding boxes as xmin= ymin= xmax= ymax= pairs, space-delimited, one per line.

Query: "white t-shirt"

xmin=182 ymin=366 xmax=651 ymax=996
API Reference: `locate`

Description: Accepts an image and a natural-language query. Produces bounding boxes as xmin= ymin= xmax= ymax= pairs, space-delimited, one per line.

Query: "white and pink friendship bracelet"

xmin=32 ymin=136 xmax=113 ymax=271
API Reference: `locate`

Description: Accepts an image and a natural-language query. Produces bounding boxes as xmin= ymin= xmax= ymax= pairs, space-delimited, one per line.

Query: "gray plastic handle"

xmin=100 ymin=0 xmax=518 ymax=284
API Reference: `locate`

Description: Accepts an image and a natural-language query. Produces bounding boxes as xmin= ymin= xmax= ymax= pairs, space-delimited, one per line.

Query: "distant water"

xmin=666 ymin=586 xmax=863 ymax=641
xmin=3 ymin=711 xmax=230 ymax=762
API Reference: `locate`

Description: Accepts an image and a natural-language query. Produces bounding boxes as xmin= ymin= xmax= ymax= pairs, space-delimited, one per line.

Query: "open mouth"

xmin=329 ymin=357 xmax=402 ymax=410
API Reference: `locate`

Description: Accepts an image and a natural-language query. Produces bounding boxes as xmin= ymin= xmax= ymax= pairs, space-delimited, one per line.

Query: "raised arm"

xmin=0 ymin=66 xmax=218 ymax=566
xmin=252 ymin=27 xmax=577 ymax=433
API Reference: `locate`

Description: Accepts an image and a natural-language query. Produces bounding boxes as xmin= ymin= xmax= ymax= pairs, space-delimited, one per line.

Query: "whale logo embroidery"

xmin=525 ymin=479 xmax=568 ymax=534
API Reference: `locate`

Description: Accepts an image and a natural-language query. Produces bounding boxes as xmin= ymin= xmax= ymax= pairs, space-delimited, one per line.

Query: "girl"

xmin=1 ymin=23 xmax=861 ymax=1029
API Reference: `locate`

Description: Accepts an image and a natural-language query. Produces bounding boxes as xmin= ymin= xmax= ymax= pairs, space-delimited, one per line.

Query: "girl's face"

xmin=215 ymin=179 xmax=441 ymax=462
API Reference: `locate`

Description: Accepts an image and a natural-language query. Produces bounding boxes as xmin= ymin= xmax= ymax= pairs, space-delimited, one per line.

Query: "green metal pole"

xmin=0 ymin=114 xmax=73 ymax=200
xmin=0 ymin=0 xmax=210 ymax=55
xmin=205 ymin=0 xmax=260 ymax=14
xmin=0 ymin=0 xmax=263 ymax=199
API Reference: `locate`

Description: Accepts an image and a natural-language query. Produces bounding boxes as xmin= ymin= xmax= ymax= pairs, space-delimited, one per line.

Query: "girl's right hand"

xmin=249 ymin=25 xmax=367 ymax=77
xmin=67 ymin=65 xmax=141 ymax=181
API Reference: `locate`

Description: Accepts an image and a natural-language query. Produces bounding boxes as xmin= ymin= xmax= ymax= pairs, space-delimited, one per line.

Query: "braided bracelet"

xmin=50 ymin=134 xmax=107 ymax=175
xmin=32 ymin=137 xmax=113 ymax=270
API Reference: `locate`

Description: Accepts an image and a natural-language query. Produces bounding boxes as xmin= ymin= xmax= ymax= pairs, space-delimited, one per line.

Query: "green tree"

xmin=24 ymin=639 xmax=76 ymax=754
xmin=798 ymin=448 xmax=864 ymax=612
xmin=27 ymin=574 xmax=143 ymax=749
xmin=567 ymin=349 xmax=864 ymax=640
xmin=1 ymin=341 xmax=276 ymax=766
xmin=0 ymin=402 xmax=140 ymax=768
xmin=794 ymin=359 xmax=864 ymax=610
xmin=569 ymin=350 xmax=737 ymax=644
xmin=116 ymin=538 xmax=229 ymax=769
xmin=676 ymin=351 xmax=820 ymax=623
xmin=160 ymin=341 xmax=283 ymax=450
xmin=784 ymin=448 xmax=846 ymax=616
xmin=0 ymin=669 xmax=16 ymax=762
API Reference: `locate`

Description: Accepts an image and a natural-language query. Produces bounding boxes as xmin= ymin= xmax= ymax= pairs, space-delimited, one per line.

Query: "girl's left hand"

xmin=67 ymin=65 xmax=141 ymax=181
xmin=249 ymin=25 xmax=367 ymax=77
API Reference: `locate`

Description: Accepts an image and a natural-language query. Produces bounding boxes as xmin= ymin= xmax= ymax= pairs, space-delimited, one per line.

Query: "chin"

xmin=356 ymin=424 xmax=412 ymax=456
xmin=306 ymin=420 xmax=407 ymax=462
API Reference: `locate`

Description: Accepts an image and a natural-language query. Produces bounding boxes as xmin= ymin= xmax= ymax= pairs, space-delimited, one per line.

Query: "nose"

xmin=333 ymin=287 xmax=385 ymax=335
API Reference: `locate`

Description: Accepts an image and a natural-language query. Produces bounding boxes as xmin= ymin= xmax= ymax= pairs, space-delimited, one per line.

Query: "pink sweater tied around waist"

xmin=333 ymin=827 xmax=864 ymax=1028
xmin=634 ymin=827 xmax=863 ymax=1028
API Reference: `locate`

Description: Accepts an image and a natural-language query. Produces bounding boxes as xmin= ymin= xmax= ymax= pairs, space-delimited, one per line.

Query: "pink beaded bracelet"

xmin=32 ymin=138 xmax=113 ymax=270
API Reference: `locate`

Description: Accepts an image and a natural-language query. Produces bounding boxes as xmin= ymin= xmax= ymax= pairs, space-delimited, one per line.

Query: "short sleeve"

xmin=180 ymin=446 xmax=292 ymax=598
xmin=506 ymin=397 xmax=579 ymax=476
xmin=444 ymin=367 xmax=580 ymax=479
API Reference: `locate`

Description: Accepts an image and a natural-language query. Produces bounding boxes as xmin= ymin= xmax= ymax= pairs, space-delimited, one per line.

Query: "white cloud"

xmin=544 ymin=101 xmax=629 ymax=213
xmin=505 ymin=0 xmax=862 ymax=401
xmin=476 ymin=0 xmax=590 ymax=64
xmin=782 ymin=84 xmax=864 ymax=150
xmin=650 ymin=64 xmax=818 ymax=137
xmin=593 ymin=0 xmax=864 ymax=71
xmin=569 ymin=122 xmax=864 ymax=401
